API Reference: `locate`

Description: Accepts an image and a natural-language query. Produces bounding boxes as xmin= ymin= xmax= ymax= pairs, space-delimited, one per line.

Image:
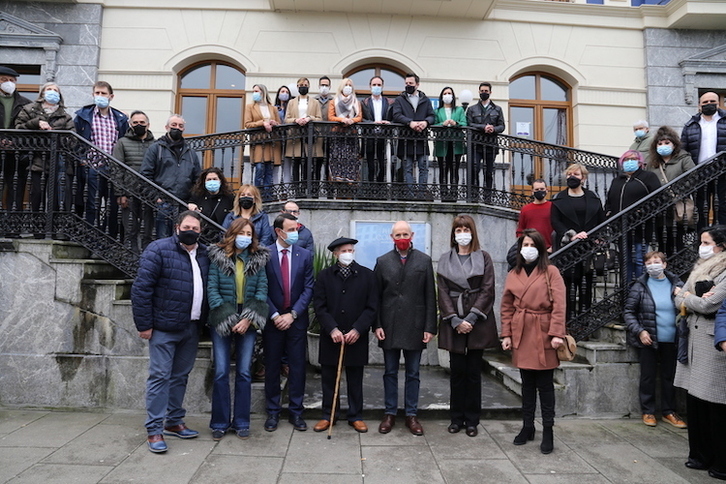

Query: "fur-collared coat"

xmin=674 ymin=251 xmax=726 ymax=405
xmin=500 ymin=265 xmax=566 ymax=370
xmin=207 ymin=244 xmax=270 ymax=335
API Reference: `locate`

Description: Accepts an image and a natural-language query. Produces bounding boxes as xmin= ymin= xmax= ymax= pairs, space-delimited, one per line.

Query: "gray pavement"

xmin=0 ymin=408 xmax=708 ymax=484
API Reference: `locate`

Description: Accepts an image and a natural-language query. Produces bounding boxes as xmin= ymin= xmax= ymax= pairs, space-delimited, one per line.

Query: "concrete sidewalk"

xmin=0 ymin=408 xmax=708 ymax=484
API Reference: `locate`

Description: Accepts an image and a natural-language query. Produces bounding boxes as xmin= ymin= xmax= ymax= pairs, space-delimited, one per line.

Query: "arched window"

xmin=176 ymin=61 xmax=246 ymax=183
xmin=509 ymin=73 xmax=572 ymax=184
xmin=344 ymin=64 xmax=406 ymax=96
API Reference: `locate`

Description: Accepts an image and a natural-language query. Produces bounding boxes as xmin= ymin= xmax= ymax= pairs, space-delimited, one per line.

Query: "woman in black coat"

xmin=437 ymin=214 xmax=498 ymax=437
xmin=550 ymin=163 xmax=606 ymax=320
xmin=312 ymin=238 xmax=379 ymax=432
xmin=188 ymin=167 xmax=235 ymax=240
xmin=605 ymin=150 xmax=661 ymax=284
xmin=624 ymin=251 xmax=685 ymax=429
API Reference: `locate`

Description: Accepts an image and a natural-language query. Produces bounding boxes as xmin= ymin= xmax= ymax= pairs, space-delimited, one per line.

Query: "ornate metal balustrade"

xmin=187 ymin=122 xmax=619 ymax=208
xmin=550 ymin=151 xmax=726 ymax=341
xmin=0 ymin=129 xmax=223 ymax=278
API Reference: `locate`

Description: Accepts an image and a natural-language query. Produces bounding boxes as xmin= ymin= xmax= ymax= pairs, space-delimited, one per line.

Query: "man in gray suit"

xmin=373 ymin=220 xmax=437 ymax=436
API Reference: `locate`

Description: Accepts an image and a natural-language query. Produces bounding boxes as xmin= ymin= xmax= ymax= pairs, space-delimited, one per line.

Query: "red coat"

xmin=500 ymin=265 xmax=566 ymax=370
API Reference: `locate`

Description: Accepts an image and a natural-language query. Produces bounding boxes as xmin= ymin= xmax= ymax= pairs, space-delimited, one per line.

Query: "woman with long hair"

xmin=284 ymin=77 xmax=323 ymax=183
xmin=501 ymin=229 xmax=566 ymax=454
xmin=328 ymin=78 xmax=363 ymax=183
xmin=207 ymin=217 xmax=270 ymax=440
xmin=244 ymin=84 xmax=282 ymax=192
xmin=646 ymin=125 xmax=696 ymax=256
xmin=674 ymin=225 xmax=726 ymax=479
xmin=274 ymin=85 xmax=293 ymax=122
xmin=437 ymin=214 xmax=497 ymax=437
xmin=188 ymin=167 xmax=235 ymax=238
xmin=433 ymin=87 xmax=467 ymax=193
xmin=222 ymin=184 xmax=274 ymax=246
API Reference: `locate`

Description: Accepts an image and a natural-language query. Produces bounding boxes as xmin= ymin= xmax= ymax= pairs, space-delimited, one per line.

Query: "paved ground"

xmin=0 ymin=407 xmax=708 ymax=484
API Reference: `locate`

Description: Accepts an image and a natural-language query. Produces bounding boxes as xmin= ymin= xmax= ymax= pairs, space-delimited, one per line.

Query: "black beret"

xmin=327 ymin=237 xmax=358 ymax=251
xmin=0 ymin=66 xmax=20 ymax=77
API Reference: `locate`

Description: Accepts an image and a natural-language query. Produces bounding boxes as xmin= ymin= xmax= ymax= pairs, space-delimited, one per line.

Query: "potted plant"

xmin=307 ymin=244 xmax=336 ymax=368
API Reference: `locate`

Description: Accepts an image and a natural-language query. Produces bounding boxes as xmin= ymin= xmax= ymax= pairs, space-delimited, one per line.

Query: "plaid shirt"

xmin=89 ymin=107 xmax=119 ymax=167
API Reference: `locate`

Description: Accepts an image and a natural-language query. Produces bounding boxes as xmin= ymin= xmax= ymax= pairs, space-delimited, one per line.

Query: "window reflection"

xmin=181 ymin=97 xmax=207 ymax=135
xmin=215 ymin=65 xmax=245 ymax=90
xmin=541 ymin=77 xmax=568 ymax=102
xmin=216 ymin=97 xmax=242 ymax=133
xmin=181 ymin=64 xmax=211 ymax=89
xmin=344 ymin=65 xmax=406 ymax=95
xmin=510 ymin=76 xmax=535 ymax=100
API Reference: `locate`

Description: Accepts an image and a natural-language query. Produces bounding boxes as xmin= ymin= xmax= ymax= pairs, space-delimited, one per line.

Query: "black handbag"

xmin=676 ymin=303 xmax=689 ymax=365
xmin=592 ymin=246 xmax=618 ymax=276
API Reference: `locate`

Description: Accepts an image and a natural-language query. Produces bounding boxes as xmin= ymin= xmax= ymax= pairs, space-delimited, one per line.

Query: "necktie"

xmin=281 ymin=248 xmax=290 ymax=310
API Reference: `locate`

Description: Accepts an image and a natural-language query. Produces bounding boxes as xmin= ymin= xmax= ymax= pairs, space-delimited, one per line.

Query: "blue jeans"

xmin=145 ymin=324 xmax=199 ymax=436
xmin=403 ymin=155 xmax=428 ymax=186
xmin=210 ymin=327 xmax=256 ymax=431
xmin=254 ymin=162 xmax=273 ymax=188
xmin=155 ymin=201 xmax=174 ymax=239
xmin=382 ymin=348 xmax=422 ymax=416
xmin=625 ymin=239 xmax=645 ymax=286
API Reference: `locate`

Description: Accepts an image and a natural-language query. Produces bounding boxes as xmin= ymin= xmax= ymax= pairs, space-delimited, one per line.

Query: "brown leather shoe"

xmin=405 ymin=416 xmax=424 ymax=436
xmin=662 ymin=413 xmax=687 ymax=429
xmin=378 ymin=414 xmax=395 ymax=434
xmin=642 ymin=414 xmax=657 ymax=427
xmin=313 ymin=419 xmax=331 ymax=432
xmin=349 ymin=420 xmax=368 ymax=433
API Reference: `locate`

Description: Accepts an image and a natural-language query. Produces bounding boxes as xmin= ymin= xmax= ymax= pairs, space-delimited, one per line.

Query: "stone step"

xmin=51 ymin=258 xmax=126 ymax=280
xmin=590 ymin=323 xmax=628 ymax=345
xmin=577 ymin=340 xmax=637 ymax=365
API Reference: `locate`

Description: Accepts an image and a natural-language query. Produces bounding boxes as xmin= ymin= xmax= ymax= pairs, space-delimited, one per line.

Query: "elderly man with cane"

xmin=312 ymin=237 xmax=379 ymax=434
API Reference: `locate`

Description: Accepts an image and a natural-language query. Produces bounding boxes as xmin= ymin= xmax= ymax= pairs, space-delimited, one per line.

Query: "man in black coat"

xmin=391 ymin=73 xmax=435 ymax=188
xmin=466 ymin=82 xmax=506 ymax=190
xmin=374 ymin=221 xmax=437 ymax=436
xmin=312 ymin=237 xmax=378 ymax=434
xmin=0 ymin=66 xmax=32 ymax=211
xmin=361 ymin=75 xmax=393 ymax=182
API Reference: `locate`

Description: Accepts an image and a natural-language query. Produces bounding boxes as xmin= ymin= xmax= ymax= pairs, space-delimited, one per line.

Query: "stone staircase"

xmin=483 ymin=324 xmax=641 ymax=418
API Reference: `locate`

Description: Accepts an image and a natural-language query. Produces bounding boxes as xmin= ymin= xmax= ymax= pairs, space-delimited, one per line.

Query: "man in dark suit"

xmin=466 ymin=82 xmax=506 ymax=190
xmin=361 ymin=76 xmax=393 ymax=183
xmin=312 ymin=237 xmax=378 ymax=433
xmin=391 ymin=73 xmax=435 ymax=189
xmin=263 ymin=212 xmax=314 ymax=432
xmin=374 ymin=221 xmax=437 ymax=436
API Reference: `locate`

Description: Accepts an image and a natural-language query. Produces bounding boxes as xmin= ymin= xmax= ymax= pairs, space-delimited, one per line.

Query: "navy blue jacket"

xmin=222 ymin=211 xmax=275 ymax=247
xmin=680 ymin=108 xmax=726 ymax=164
xmin=265 ymin=243 xmax=314 ymax=329
xmin=73 ymin=104 xmax=129 ymax=144
xmin=131 ymin=234 xmax=210 ymax=332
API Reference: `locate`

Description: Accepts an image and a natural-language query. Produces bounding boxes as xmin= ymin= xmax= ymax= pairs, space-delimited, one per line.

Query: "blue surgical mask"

xmin=235 ymin=235 xmax=252 ymax=250
xmin=283 ymin=231 xmax=299 ymax=245
xmin=657 ymin=145 xmax=674 ymax=157
xmin=371 ymin=86 xmax=383 ymax=96
xmin=634 ymin=129 xmax=646 ymax=138
xmin=252 ymin=92 xmax=262 ymax=103
xmin=622 ymin=160 xmax=639 ymax=172
xmin=44 ymin=90 xmax=60 ymax=105
xmin=94 ymin=96 xmax=110 ymax=109
xmin=205 ymin=180 xmax=221 ymax=193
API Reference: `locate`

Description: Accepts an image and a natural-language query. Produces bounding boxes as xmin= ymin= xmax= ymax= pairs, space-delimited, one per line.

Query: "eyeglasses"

xmin=284 ymin=209 xmax=300 ymax=215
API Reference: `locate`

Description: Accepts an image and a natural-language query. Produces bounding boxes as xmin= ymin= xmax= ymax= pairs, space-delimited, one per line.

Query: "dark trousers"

xmin=263 ymin=322 xmax=306 ymax=417
xmin=437 ymin=151 xmax=461 ymax=187
xmin=686 ymin=393 xmax=726 ymax=474
xmin=2 ymin=154 xmax=28 ymax=211
xmin=638 ymin=342 xmax=677 ymax=415
xmin=365 ymin=139 xmax=386 ymax=182
xmin=695 ymin=179 xmax=726 ymax=229
xmin=520 ymin=369 xmax=555 ymax=427
xmin=472 ymin=146 xmax=496 ymax=190
xmin=449 ymin=349 xmax=483 ymax=426
xmin=564 ymin=264 xmax=594 ymax=320
xmin=321 ymin=364 xmax=364 ymax=422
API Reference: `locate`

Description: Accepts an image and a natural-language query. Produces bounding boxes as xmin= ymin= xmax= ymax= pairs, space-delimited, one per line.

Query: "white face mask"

xmin=319 ymin=85 xmax=330 ymax=96
xmin=1 ymin=81 xmax=16 ymax=95
xmin=342 ymin=85 xmax=353 ymax=96
xmin=520 ymin=246 xmax=539 ymax=263
xmin=442 ymin=94 xmax=453 ymax=105
xmin=699 ymin=245 xmax=716 ymax=260
xmin=455 ymin=233 xmax=472 ymax=246
xmin=646 ymin=263 xmax=664 ymax=278
xmin=338 ymin=252 xmax=355 ymax=266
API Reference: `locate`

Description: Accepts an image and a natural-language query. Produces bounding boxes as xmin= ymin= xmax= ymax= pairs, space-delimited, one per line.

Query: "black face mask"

xmin=702 ymin=104 xmax=718 ymax=116
xmin=405 ymin=85 xmax=416 ymax=95
xmin=298 ymin=86 xmax=309 ymax=96
xmin=566 ymin=176 xmax=582 ymax=189
xmin=533 ymin=190 xmax=547 ymax=201
xmin=132 ymin=124 xmax=147 ymax=137
xmin=239 ymin=196 xmax=254 ymax=210
xmin=480 ymin=92 xmax=490 ymax=101
xmin=168 ymin=128 xmax=183 ymax=141
xmin=177 ymin=229 xmax=200 ymax=246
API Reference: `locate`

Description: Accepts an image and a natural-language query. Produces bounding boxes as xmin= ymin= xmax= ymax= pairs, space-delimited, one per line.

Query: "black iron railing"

xmin=187 ymin=122 xmax=619 ymax=208
xmin=0 ymin=129 xmax=223 ymax=277
xmin=551 ymin=152 xmax=726 ymax=341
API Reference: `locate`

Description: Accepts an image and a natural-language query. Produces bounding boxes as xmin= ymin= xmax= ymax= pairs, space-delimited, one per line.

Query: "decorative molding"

xmin=0 ymin=12 xmax=63 ymax=82
xmin=680 ymin=43 xmax=726 ymax=105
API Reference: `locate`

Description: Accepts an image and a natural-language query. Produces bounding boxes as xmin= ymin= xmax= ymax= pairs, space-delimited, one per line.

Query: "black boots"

xmin=513 ymin=426 xmax=535 ymax=445
xmin=540 ymin=425 xmax=554 ymax=454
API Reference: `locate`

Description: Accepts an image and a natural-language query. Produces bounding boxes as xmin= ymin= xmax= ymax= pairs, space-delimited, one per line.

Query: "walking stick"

xmin=328 ymin=341 xmax=346 ymax=440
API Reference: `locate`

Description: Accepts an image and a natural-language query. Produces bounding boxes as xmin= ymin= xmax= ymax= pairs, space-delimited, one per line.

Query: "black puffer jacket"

xmin=680 ymin=108 xmax=726 ymax=164
xmin=604 ymin=169 xmax=661 ymax=216
xmin=624 ymin=271 xmax=683 ymax=349
xmin=140 ymin=135 xmax=201 ymax=202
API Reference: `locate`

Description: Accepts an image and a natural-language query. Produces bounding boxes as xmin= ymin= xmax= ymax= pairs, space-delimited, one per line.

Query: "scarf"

xmin=335 ymin=93 xmax=358 ymax=119
xmin=685 ymin=251 xmax=726 ymax=289
xmin=437 ymin=248 xmax=485 ymax=290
